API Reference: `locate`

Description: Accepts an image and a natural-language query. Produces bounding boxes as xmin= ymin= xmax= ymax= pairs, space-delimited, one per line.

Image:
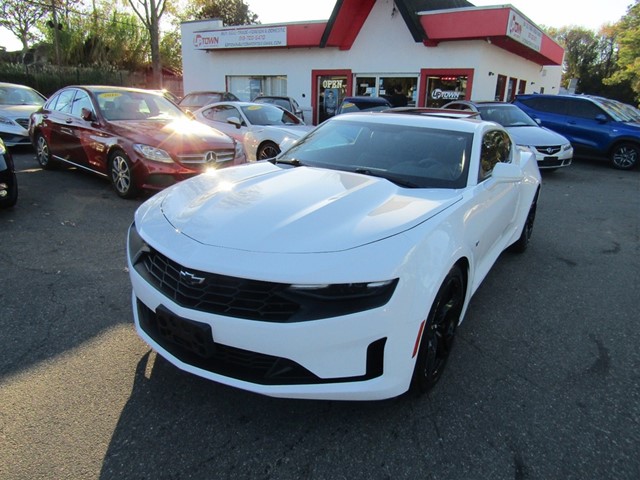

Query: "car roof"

xmin=0 ymin=82 xmax=40 ymax=90
xmin=342 ymin=96 xmax=391 ymax=104
xmin=62 ymin=85 xmax=161 ymax=95
xmin=330 ymin=111 xmax=487 ymax=133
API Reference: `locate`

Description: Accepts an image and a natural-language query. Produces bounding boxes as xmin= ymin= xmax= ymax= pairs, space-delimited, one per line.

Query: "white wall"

xmin=180 ymin=0 xmax=562 ymax=112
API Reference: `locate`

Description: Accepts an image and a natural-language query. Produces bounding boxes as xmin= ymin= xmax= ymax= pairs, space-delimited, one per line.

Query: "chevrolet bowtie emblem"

xmin=179 ymin=270 xmax=206 ymax=286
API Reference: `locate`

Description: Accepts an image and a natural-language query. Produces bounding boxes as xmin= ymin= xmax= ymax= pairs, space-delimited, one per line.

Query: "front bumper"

xmin=127 ymin=230 xmax=421 ymax=401
xmin=532 ymin=146 xmax=573 ymax=169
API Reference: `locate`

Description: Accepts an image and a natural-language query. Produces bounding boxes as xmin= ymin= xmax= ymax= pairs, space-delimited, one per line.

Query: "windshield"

xmin=339 ymin=98 xmax=390 ymax=114
xmin=241 ymin=104 xmax=302 ymax=126
xmin=179 ymin=93 xmax=222 ymax=109
xmin=593 ymin=97 xmax=640 ymax=122
xmin=0 ymin=86 xmax=45 ymax=106
xmin=277 ymin=118 xmax=472 ymax=189
xmin=478 ymin=105 xmax=537 ymax=127
xmin=96 ymin=90 xmax=186 ymax=121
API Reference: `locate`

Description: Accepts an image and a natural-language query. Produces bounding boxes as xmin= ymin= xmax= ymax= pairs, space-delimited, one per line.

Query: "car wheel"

xmin=510 ymin=190 xmax=539 ymax=254
xmin=109 ymin=150 xmax=138 ymax=199
xmin=257 ymin=141 xmax=280 ymax=160
xmin=610 ymin=142 xmax=639 ymax=170
xmin=411 ymin=265 xmax=465 ymax=394
xmin=35 ymin=134 xmax=55 ymax=169
xmin=0 ymin=172 xmax=17 ymax=208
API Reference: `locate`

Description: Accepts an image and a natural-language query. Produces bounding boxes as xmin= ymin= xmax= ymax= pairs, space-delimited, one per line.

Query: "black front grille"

xmin=138 ymin=300 xmax=386 ymax=385
xmin=535 ymin=145 xmax=562 ymax=155
xmin=15 ymin=118 xmax=29 ymax=129
xmin=137 ymin=249 xmax=300 ymax=322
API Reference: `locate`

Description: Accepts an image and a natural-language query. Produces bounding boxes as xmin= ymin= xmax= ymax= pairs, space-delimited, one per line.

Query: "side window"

xmin=567 ymin=98 xmax=607 ymax=119
xmin=523 ymin=97 xmax=568 ymax=115
xmin=479 ymin=130 xmax=512 ymax=181
xmin=206 ymin=105 xmax=242 ymax=124
xmin=45 ymin=92 xmax=61 ymax=111
xmin=70 ymin=90 xmax=94 ymax=117
xmin=53 ymin=89 xmax=76 ymax=114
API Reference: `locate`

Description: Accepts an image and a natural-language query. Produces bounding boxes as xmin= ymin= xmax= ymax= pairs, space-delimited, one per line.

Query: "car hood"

xmin=506 ymin=125 xmax=568 ymax=145
xmin=109 ymin=119 xmax=233 ymax=151
xmin=0 ymin=104 xmax=42 ymax=119
xmin=257 ymin=124 xmax=314 ymax=138
xmin=155 ymin=162 xmax=462 ymax=253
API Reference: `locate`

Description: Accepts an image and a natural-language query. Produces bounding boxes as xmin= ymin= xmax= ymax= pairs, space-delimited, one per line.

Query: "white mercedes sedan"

xmin=193 ymin=101 xmax=313 ymax=161
xmin=127 ymin=112 xmax=541 ymax=401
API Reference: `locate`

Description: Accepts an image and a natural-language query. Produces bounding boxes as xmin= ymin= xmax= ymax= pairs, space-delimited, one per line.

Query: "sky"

xmin=0 ymin=0 xmax=635 ymax=51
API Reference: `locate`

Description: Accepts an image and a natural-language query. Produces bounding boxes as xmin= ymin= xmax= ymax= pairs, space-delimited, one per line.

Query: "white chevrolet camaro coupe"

xmin=127 ymin=112 xmax=541 ymax=401
xmin=193 ymin=101 xmax=314 ymax=161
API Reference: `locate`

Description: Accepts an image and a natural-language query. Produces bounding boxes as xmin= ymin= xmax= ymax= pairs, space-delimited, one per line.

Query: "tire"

xmin=0 ymin=172 xmax=17 ymax=208
xmin=411 ymin=265 xmax=465 ymax=394
xmin=35 ymin=134 xmax=55 ymax=169
xmin=510 ymin=190 xmax=539 ymax=254
xmin=610 ymin=142 xmax=639 ymax=170
xmin=257 ymin=141 xmax=280 ymax=160
xmin=109 ymin=150 xmax=138 ymax=199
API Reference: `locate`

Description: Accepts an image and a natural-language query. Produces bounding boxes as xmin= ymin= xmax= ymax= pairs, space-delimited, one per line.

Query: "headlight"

xmin=127 ymin=222 xmax=150 ymax=264
xmin=516 ymin=145 xmax=533 ymax=153
xmin=0 ymin=115 xmax=15 ymax=126
xmin=234 ymin=140 xmax=244 ymax=158
xmin=0 ymin=139 xmax=6 ymax=155
xmin=563 ymin=143 xmax=573 ymax=151
xmin=285 ymin=279 xmax=399 ymax=319
xmin=133 ymin=144 xmax=173 ymax=163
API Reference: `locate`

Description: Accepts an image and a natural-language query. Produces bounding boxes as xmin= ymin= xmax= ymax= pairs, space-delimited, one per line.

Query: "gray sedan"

xmin=0 ymin=82 xmax=46 ymax=146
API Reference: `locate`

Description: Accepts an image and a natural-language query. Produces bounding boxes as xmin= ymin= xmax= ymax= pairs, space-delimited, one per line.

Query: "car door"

xmin=66 ymin=89 xmax=104 ymax=171
xmin=559 ymin=97 xmax=614 ymax=156
xmin=200 ymin=104 xmax=248 ymax=143
xmin=45 ymin=88 xmax=77 ymax=161
xmin=466 ymin=129 xmax=520 ymax=283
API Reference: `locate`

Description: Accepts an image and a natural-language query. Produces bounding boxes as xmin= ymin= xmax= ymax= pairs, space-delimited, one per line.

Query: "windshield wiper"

xmin=272 ymin=158 xmax=305 ymax=167
xmin=354 ymin=168 xmax=419 ymax=188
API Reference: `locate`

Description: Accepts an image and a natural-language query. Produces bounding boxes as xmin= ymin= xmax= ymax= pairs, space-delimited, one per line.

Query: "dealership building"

xmin=181 ymin=0 xmax=564 ymax=125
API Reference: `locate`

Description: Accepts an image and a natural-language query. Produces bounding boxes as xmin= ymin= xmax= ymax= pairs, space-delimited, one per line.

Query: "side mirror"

xmin=492 ymin=162 xmax=524 ymax=183
xmin=81 ymin=107 xmax=94 ymax=122
xmin=595 ymin=113 xmax=608 ymax=123
xmin=185 ymin=110 xmax=195 ymax=120
xmin=227 ymin=116 xmax=242 ymax=129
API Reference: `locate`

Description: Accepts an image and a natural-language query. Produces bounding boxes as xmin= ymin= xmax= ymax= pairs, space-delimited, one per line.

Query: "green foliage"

xmin=605 ymin=1 xmax=640 ymax=101
xmin=546 ymin=24 xmax=636 ymax=104
xmin=39 ymin=7 xmax=150 ymax=69
xmin=183 ymin=0 xmax=259 ymax=26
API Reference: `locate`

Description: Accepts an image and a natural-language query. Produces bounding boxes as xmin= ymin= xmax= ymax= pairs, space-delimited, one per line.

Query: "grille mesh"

xmin=138 ymin=249 xmax=300 ymax=321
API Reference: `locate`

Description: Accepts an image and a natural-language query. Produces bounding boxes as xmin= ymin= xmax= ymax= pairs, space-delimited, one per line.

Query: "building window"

xmin=227 ymin=76 xmax=287 ymax=102
xmin=494 ymin=74 xmax=507 ymax=101
xmin=425 ymin=75 xmax=467 ymax=108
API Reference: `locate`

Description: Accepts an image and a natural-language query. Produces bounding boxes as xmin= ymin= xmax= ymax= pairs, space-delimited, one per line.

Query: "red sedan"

xmin=29 ymin=86 xmax=246 ymax=198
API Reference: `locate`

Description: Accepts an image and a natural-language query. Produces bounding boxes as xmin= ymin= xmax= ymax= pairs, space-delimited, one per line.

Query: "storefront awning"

xmin=419 ymin=7 xmax=564 ymax=66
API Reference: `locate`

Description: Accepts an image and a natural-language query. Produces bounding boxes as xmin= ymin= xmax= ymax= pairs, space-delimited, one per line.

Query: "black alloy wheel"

xmin=257 ymin=141 xmax=280 ymax=160
xmin=510 ymin=189 xmax=539 ymax=254
xmin=610 ymin=142 xmax=639 ymax=170
xmin=411 ymin=265 xmax=465 ymax=394
xmin=109 ymin=150 xmax=138 ymax=199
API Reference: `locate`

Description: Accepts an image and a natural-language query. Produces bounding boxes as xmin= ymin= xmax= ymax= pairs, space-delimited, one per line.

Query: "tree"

xmin=184 ymin=0 xmax=258 ymax=26
xmin=605 ymin=0 xmax=640 ymax=102
xmin=546 ymin=25 xmax=635 ymax=103
xmin=127 ymin=0 xmax=168 ymax=88
xmin=0 ymin=0 xmax=47 ymax=57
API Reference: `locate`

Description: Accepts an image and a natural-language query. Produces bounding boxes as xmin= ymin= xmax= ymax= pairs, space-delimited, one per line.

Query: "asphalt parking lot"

xmin=1 ymin=147 xmax=639 ymax=480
